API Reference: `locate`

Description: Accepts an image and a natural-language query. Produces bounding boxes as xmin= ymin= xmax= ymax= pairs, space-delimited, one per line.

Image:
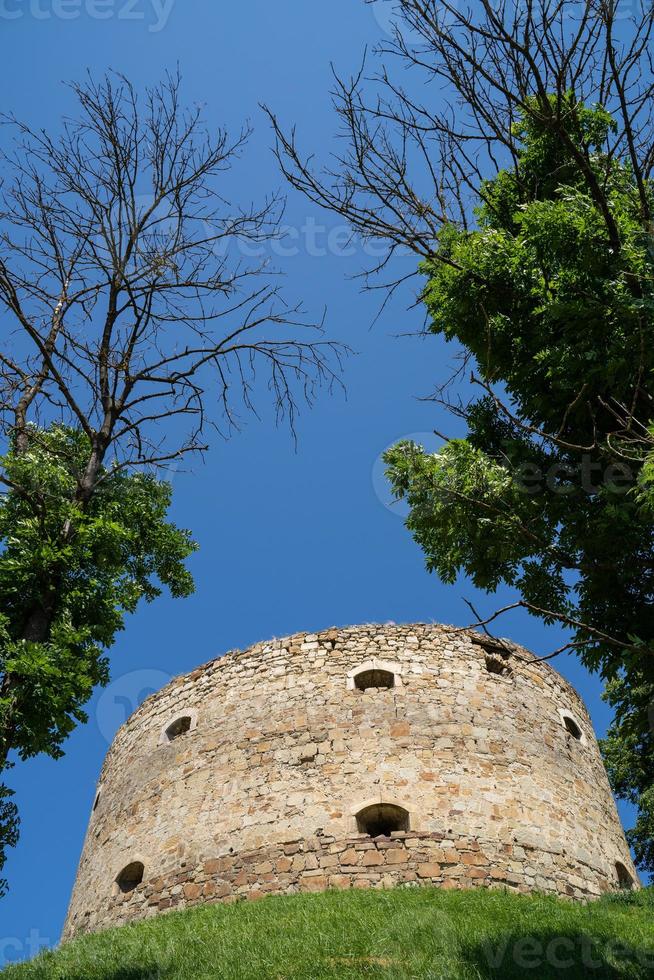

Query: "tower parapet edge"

xmin=63 ymin=623 xmax=639 ymax=939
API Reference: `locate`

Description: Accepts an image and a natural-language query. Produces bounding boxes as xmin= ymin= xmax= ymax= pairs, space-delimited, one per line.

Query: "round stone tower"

xmin=63 ymin=623 xmax=638 ymax=939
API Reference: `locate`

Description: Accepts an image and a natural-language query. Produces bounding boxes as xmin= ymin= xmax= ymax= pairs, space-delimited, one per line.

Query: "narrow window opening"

xmin=116 ymin=861 xmax=144 ymax=894
xmin=92 ymin=790 xmax=101 ymax=812
xmin=563 ymin=715 xmax=582 ymax=740
xmin=354 ymin=669 xmax=395 ymax=692
xmin=485 ymin=655 xmax=512 ymax=678
xmin=356 ymin=803 xmax=409 ymax=838
xmin=615 ymin=862 xmax=634 ymax=890
xmin=165 ymin=716 xmax=192 ymax=741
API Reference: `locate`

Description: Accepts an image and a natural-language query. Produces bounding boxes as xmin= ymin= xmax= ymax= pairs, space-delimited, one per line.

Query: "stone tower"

xmin=64 ymin=624 xmax=638 ymax=939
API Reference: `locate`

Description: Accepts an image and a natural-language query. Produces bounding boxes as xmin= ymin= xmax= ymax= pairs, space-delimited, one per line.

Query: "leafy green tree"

xmin=384 ymin=100 xmax=654 ymax=871
xmin=602 ymin=675 xmax=654 ymax=872
xmin=0 ymin=425 xmax=196 ymax=891
xmin=0 ymin=786 xmax=18 ymax=898
xmin=0 ymin=425 xmax=195 ymax=767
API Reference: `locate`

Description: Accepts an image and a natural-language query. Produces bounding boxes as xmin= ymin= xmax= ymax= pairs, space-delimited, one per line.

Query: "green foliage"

xmin=1 ymin=888 xmax=653 ymax=979
xmin=0 ymin=425 xmax=196 ymax=888
xmin=385 ymin=100 xmax=654 ymax=872
xmin=0 ymin=785 xmax=18 ymax=898
xmin=602 ymin=674 xmax=654 ymax=872
xmin=0 ymin=425 xmax=196 ymax=765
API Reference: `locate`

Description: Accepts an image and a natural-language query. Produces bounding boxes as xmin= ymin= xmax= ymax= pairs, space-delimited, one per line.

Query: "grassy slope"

xmin=2 ymin=887 xmax=653 ymax=980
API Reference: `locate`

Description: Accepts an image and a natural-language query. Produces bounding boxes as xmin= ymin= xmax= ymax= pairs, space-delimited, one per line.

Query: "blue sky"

xmin=0 ymin=0 xmax=643 ymax=963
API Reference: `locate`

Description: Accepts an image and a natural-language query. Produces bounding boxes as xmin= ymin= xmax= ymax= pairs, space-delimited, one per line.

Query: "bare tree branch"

xmin=0 ymin=70 xmax=348 ymax=500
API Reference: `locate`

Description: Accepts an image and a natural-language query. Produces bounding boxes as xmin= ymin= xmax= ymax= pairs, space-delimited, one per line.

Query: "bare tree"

xmin=267 ymin=0 xmax=654 ymax=265
xmin=0 ymin=71 xmax=345 ymax=773
xmin=0 ymin=70 xmax=344 ymax=498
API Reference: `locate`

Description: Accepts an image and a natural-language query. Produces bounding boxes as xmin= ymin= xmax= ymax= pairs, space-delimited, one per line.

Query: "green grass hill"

xmin=2 ymin=887 xmax=653 ymax=979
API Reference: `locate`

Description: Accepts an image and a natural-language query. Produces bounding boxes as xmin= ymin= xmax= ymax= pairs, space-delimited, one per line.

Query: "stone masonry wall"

xmin=63 ymin=624 xmax=639 ymax=939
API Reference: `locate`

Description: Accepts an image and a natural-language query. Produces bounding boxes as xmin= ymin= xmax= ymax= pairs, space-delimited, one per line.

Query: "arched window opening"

xmin=354 ymin=669 xmax=395 ymax=692
xmin=563 ymin=715 xmax=582 ymax=741
xmin=116 ymin=861 xmax=144 ymax=894
xmin=165 ymin=715 xmax=192 ymax=741
xmin=485 ymin=655 xmax=512 ymax=678
xmin=356 ymin=803 xmax=409 ymax=838
xmin=615 ymin=862 xmax=634 ymax=890
xmin=347 ymin=660 xmax=402 ymax=692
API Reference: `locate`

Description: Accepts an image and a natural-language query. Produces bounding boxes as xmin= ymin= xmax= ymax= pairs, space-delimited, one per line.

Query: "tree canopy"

xmin=385 ymin=101 xmax=654 ymax=871
xmin=0 ymin=424 xmax=196 ymax=893
xmin=268 ymin=0 xmax=654 ymax=873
